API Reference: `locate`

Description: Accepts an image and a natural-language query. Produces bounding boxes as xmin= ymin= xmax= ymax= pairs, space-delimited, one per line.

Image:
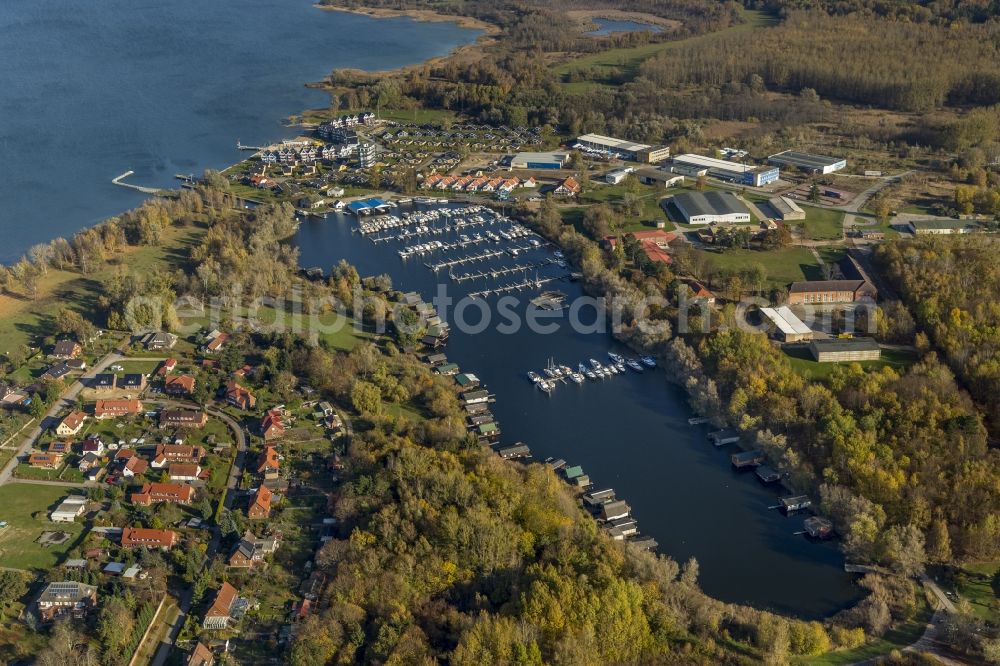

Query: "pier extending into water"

xmin=111 ymin=170 xmax=161 ymax=194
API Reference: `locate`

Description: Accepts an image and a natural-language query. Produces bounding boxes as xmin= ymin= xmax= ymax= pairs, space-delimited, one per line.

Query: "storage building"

xmin=670 ymin=191 xmax=751 ymax=225
xmin=907 ymin=219 xmax=977 ymax=235
xmin=766 ymin=195 xmax=806 ymax=221
xmin=510 ymin=152 xmax=568 ymax=169
xmin=574 ymin=134 xmax=670 ymax=163
xmin=767 ymin=150 xmax=846 ymax=174
xmin=809 ymin=338 xmax=881 ymax=363
xmin=759 ymin=306 xmax=813 ymax=342
xmin=670 ymin=154 xmax=780 ymax=186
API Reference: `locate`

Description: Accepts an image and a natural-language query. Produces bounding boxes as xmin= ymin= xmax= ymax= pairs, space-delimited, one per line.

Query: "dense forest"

xmin=284 ymin=340 xmax=866 ymax=665
xmin=638 ymin=11 xmax=1000 ymax=113
xmin=748 ymin=0 xmax=1000 ymax=23
xmin=877 ymin=237 xmax=1000 ymax=437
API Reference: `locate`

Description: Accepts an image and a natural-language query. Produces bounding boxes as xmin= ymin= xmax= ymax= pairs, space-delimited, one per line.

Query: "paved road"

xmin=148 ymin=401 xmax=248 ymax=666
xmin=0 ymin=350 xmax=125 ymax=485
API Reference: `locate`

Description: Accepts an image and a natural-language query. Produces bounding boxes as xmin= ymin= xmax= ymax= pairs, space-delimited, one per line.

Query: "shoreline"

xmin=564 ymin=9 xmax=681 ymax=32
xmin=313 ymin=4 xmax=498 ymax=78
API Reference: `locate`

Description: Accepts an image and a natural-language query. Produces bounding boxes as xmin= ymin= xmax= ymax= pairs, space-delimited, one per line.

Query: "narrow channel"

xmin=296 ymin=204 xmax=862 ymax=619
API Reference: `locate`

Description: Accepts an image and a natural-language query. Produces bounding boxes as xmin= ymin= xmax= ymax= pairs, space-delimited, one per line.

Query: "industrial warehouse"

xmin=509 ymin=151 xmax=569 ymax=169
xmin=669 ymin=191 xmax=752 ymax=225
xmin=669 ymin=153 xmax=780 ymax=186
xmin=809 ymin=337 xmax=882 ymax=362
xmin=767 ymin=150 xmax=847 ymax=174
xmin=573 ymin=133 xmax=671 ymax=163
xmin=759 ymin=306 xmax=814 ymax=342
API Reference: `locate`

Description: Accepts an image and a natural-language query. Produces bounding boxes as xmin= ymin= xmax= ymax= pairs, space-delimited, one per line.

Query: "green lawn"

xmin=115 ymin=360 xmax=164 ymax=376
xmin=696 ymin=246 xmax=822 ymax=287
xmin=785 ymin=347 xmax=918 ymax=381
xmin=0 ymin=224 xmax=203 ymax=355
xmin=798 ymin=206 xmax=845 ymax=240
xmin=556 ymin=9 xmax=777 ymax=86
xmin=946 ymin=561 xmax=1000 ymax=623
xmin=0 ymin=483 xmax=87 ymax=571
xmin=796 ymin=601 xmax=932 ymax=665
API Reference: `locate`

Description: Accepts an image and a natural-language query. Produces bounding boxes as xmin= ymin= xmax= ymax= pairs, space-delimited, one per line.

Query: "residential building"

xmin=684 ymin=280 xmax=717 ymax=305
xmin=36 ymin=582 xmax=97 ymax=621
xmin=257 ymin=446 xmax=280 ymax=479
xmin=120 ymin=527 xmax=178 ymax=550
xmin=122 ymin=456 xmax=149 ymax=478
xmin=225 ymin=382 xmax=257 ymax=410
xmin=52 ymin=340 xmax=82 ymax=360
xmin=168 ymin=463 xmax=202 ymax=482
xmin=809 ymin=337 xmax=882 ymax=363
xmin=603 ymin=230 xmax=677 ymax=265
xmin=202 ymin=582 xmax=239 ymax=630
xmin=144 ymin=331 xmax=178 ymax=351
xmin=42 ymin=363 xmax=72 ymax=382
xmin=56 ymin=411 xmax=87 ymax=437
xmin=228 ymin=531 xmax=280 ymax=568
xmin=92 ymin=373 xmax=116 ymax=392
xmin=120 ymin=374 xmax=146 ymax=392
xmin=157 ymin=358 xmax=178 ymax=376
xmin=81 ymin=435 xmax=105 ymax=456
xmin=260 ymin=410 xmax=285 ymax=441
xmin=358 ymin=142 xmax=376 ymax=168
xmin=94 ymin=399 xmax=143 ymax=419
xmin=47 ymin=441 xmax=71 ymax=455
xmin=50 ymin=496 xmax=87 ymax=523
xmin=28 ymin=453 xmax=62 ymax=469
xmin=187 ymin=643 xmax=215 ymax=666
xmin=131 ymin=482 xmax=195 ymax=505
xmin=164 ymin=374 xmax=196 ymax=396
xmin=203 ymin=331 xmax=229 ymax=354
xmin=552 ymin=177 xmax=581 ymax=197
xmin=670 ymin=191 xmax=752 ymax=225
xmin=247 ymin=485 xmax=273 ymax=519
xmin=151 ymin=444 xmax=205 ymax=467
xmin=767 ymin=150 xmax=846 ymax=175
xmin=159 ymin=410 xmax=208 ymax=429
xmin=77 ymin=452 xmax=101 ymax=472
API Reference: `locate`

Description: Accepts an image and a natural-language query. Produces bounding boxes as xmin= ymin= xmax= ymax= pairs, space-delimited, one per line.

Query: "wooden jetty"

xmin=450 ymin=262 xmax=540 ymax=283
xmin=468 ymin=274 xmax=565 ymax=299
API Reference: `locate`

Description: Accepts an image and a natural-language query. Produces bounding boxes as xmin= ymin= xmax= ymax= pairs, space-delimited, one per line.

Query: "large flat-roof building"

xmin=670 ymin=191 xmax=752 ymax=225
xmin=670 ymin=154 xmax=780 ymax=187
xmin=574 ymin=134 xmax=670 ymax=163
xmin=768 ymin=150 xmax=846 ymax=174
xmin=510 ymin=152 xmax=569 ymax=169
xmin=809 ymin=338 xmax=881 ymax=362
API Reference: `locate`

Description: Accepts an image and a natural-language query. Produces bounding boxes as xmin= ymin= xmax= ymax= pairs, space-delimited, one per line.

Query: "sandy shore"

xmin=315 ymin=4 xmax=499 ymax=35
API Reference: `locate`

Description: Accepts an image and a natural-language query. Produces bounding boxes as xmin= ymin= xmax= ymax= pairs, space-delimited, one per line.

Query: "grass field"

xmin=943 ymin=561 xmax=1000 ymax=623
xmin=795 ymin=601 xmax=932 ymax=665
xmin=785 ymin=347 xmax=918 ymax=381
xmin=0 ymin=483 xmax=87 ymax=571
xmin=0 ymin=224 xmax=203 ymax=354
xmin=695 ymin=246 xmax=822 ymax=287
xmin=555 ymin=9 xmax=778 ymax=88
xmin=798 ymin=206 xmax=845 ymax=240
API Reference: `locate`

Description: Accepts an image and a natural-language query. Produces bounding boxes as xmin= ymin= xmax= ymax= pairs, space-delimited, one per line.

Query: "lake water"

xmin=0 ymin=0 xmax=480 ymax=263
xmin=587 ymin=18 xmax=663 ymax=35
xmin=296 ymin=206 xmax=862 ymax=618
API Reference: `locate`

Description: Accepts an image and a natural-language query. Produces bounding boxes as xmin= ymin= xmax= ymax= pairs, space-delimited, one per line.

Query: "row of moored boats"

xmin=528 ymin=353 xmax=656 ymax=393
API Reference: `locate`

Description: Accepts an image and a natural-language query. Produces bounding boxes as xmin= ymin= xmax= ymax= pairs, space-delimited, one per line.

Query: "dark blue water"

xmin=297 ymin=207 xmax=861 ymax=618
xmin=0 ymin=0 xmax=479 ymax=263
xmin=587 ymin=18 xmax=663 ymax=35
